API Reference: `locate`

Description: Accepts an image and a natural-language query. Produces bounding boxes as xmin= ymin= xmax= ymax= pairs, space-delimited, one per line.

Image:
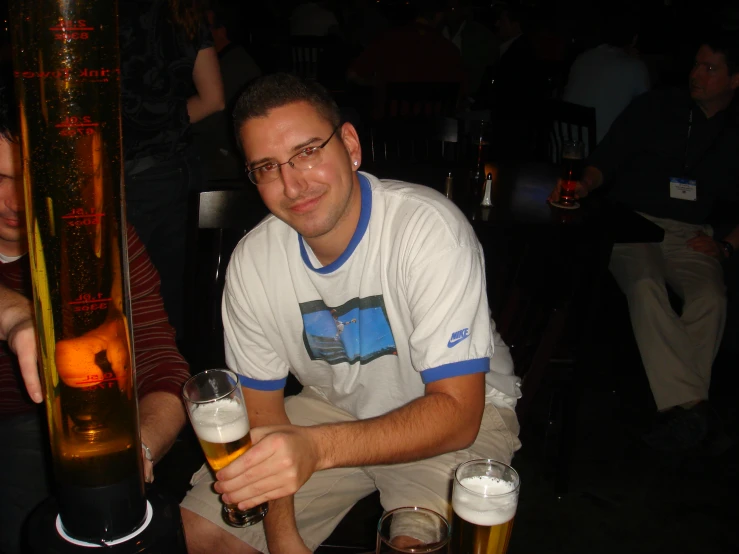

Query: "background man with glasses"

xmin=181 ymin=73 xmax=521 ymax=554
xmin=550 ymin=34 xmax=739 ymax=454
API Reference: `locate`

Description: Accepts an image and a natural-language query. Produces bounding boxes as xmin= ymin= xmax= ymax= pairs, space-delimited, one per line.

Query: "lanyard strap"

xmin=683 ymin=108 xmax=693 ymax=175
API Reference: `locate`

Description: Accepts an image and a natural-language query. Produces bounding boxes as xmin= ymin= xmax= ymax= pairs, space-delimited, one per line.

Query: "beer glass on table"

xmin=559 ymin=139 xmax=585 ymax=207
xmin=451 ymin=459 xmax=520 ymax=554
xmin=376 ymin=506 xmax=450 ymax=553
xmin=182 ymin=369 xmax=268 ymax=527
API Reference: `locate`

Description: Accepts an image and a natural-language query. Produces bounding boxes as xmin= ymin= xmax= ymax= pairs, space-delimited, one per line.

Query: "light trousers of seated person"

xmin=609 ymin=213 xmax=726 ymax=411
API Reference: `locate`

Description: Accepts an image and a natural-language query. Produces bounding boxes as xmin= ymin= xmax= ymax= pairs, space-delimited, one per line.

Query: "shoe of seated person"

xmin=691 ymin=402 xmax=735 ymax=457
xmin=643 ymin=401 xmax=735 ymax=455
xmin=642 ymin=403 xmax=708 ymax=452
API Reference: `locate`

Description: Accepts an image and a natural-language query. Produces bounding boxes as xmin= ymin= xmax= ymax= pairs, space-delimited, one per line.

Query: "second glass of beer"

xmin=182 ymin=369 xmax=268 ymax=527
xmin=559 ymin=139 xmax=585 ymax=207
xmin=451 ymin=459 xmax=520 ymax=554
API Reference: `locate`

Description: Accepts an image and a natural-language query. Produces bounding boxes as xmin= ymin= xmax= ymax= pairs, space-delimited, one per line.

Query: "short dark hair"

xmin=0 ymin=80 xmax=17 ymax=142
xmin=232 ymin=73 xmax=341 ymax=154
xmin=703 ymin=32 xmax=739 ymax=75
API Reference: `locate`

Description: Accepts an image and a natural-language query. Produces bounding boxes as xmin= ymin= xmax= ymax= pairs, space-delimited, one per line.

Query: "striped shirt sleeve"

xmin=127 ymin=226 xmax=191 ymax=399
xmin=0 ymin=228 xmax=190 ymax=417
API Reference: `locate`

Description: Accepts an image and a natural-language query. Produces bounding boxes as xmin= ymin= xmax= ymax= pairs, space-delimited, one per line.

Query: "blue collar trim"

xmin=299 ymin=173 xmax=372 ymax=274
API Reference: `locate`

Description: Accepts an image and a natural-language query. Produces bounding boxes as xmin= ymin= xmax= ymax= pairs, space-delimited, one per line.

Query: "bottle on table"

xmin=481 ymin=172 xmax=493 ymax=207
xmin=444 ymin=172 xmax=454 ymax=200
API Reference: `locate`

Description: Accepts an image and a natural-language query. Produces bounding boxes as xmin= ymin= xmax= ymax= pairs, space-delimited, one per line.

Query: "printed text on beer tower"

xmin=50 ymin=19 xmax=93 ymax=41
xmin=56 ymin=116 xmax=100 ymax=137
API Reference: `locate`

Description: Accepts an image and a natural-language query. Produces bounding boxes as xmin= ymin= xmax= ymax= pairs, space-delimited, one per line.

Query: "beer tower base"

xmin=26 ymin=489 xmax=187 ymax=554
xmin=56 ymin=473 xmax=147 ymax=541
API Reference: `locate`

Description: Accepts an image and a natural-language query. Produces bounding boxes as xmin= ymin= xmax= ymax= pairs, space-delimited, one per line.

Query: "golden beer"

xmin=452 ymin=473 xmax=518 ymax=554
xmin=199 ymin=434 xmax=253 ymax=472
xmin=451 ymin=511 xmax=515 ymax=554
xmin=10 ymin=0 xmax=147 ymax=541
xmin=187 ymin=391 xmax=268 ymax=526
xmin=190 ymin=399 xmax=252 ymax=472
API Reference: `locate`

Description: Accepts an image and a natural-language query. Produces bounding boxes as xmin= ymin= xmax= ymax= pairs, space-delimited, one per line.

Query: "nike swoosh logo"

xmin=447 ymin=336 xmax=468 ymax=348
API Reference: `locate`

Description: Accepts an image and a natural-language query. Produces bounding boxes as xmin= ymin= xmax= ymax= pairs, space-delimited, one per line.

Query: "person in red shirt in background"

xmin=347 ymin=0 xmax=466 ymax=117
xmin=0 ymin=82 xmax=191 ymax=554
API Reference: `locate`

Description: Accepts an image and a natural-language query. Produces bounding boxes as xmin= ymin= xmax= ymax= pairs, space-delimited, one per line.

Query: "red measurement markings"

xmin=69 ymin=293 xmax=111 ymax=314
xmin=76 ymin=372 xmax=117 ymax=385
xmin=56 ymin=116 xmax=99 ymax=137
xmin=62 ymin=208 xmax=104 ymax=226
xmin=73 ymin=372 xmax=119 ymax=390
xmin=50 ymin=20 xmax=93 ymax=41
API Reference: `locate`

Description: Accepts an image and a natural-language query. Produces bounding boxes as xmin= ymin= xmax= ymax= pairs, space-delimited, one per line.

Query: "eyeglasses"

xmin=246 ymin=125 xmax=341 ymax=186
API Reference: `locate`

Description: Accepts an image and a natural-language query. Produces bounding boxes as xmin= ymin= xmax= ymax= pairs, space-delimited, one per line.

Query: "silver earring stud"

xmin=353 ymin=161 xmax=358 ymax=166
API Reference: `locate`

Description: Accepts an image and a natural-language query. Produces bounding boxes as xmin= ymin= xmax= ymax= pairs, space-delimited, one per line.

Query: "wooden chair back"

xmin=183 ymin=189 xmax=268 ymax=372
xmin=539 ymin=99 xmax=597 ymax=164
xmin=368 ymin=116 xmax=460 ymax=168
xmin=289 ymin=35 xmax=328 ymax=80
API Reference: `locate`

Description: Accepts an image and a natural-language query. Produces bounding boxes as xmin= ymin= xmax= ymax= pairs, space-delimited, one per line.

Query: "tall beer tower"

xmin=9 ymin=0 xmax=185 ymax=550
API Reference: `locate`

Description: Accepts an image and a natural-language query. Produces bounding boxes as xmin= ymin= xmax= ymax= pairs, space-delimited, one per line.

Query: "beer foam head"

xmin=453 ymin=476 xmax=517 ymax=526
xmin=190 ymin=398 xmax=249 ymax=444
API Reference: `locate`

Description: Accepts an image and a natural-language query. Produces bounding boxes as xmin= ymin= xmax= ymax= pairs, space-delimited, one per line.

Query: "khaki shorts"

xmin=181 ymin=388 xmax=520 ymax=553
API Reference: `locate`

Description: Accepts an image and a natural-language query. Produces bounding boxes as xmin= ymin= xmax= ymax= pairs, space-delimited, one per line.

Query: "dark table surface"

xmin=368 ymin=160 xmax=665 ymax=245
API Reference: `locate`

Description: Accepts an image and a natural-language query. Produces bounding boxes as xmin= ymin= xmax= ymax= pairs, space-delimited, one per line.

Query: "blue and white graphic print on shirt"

xmin=301 ymin=296 xmax=397 ymax=365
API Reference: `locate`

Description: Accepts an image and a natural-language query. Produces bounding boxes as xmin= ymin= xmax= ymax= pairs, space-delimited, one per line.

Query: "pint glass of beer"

xmin=559 ymin=139 xmax=585 ymax=207
xmin=451 ymin=459 xmax=520 ymax=554
xmin=376 ymin=506 xmax=450 ymax=553
xmin=182 ymin=369 xmax=268 ymax=527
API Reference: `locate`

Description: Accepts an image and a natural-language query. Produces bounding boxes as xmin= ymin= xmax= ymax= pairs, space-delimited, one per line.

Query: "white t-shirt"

xmin=0 ymin=252 xmax=23 ymax=264
xmin=223 ymin=173 xmax=520 ymax=420
xmin=564 ymin=44 xmax=650 ymax=144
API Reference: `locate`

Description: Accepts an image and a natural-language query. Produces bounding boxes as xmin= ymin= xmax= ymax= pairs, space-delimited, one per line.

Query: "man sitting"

xmin=550 ymin=35 xmax=739 ymax=452
xmin=181 ymin=73 xmax=521 ymax=553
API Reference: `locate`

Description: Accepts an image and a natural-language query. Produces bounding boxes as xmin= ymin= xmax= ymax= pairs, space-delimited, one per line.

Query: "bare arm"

xmin=217 ymin=372 xmax=485 ymax=510
xmin=315 ymin=372 xmax=484 ymax=467
xmin=241 ymin=387 xmax=310 ymax=554
xmin=138 ymin=390 xmax=187 ymax=482
xmin=187 ymin=46 xmax=225 ymax=124
xmin=0 ymin=283 xmax=41 ymax=403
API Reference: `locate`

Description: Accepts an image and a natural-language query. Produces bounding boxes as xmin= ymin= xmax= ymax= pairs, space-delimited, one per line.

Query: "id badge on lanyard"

xmin=669 ymin=177 xmax=697 ymax=200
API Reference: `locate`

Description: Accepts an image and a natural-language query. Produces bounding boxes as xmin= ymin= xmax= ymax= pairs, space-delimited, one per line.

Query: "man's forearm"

xmin=263 ymin=496 xmax=310 ymax=554
xmin=581 ymin=166 xmax=604 ymax=194
xmin=243 ymin=389 xmax=309 ymax=551
xmin=138 ymin=391 xmax=186 ymax=463
xmin=309 ymin=386 xmax=484 ymax=471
